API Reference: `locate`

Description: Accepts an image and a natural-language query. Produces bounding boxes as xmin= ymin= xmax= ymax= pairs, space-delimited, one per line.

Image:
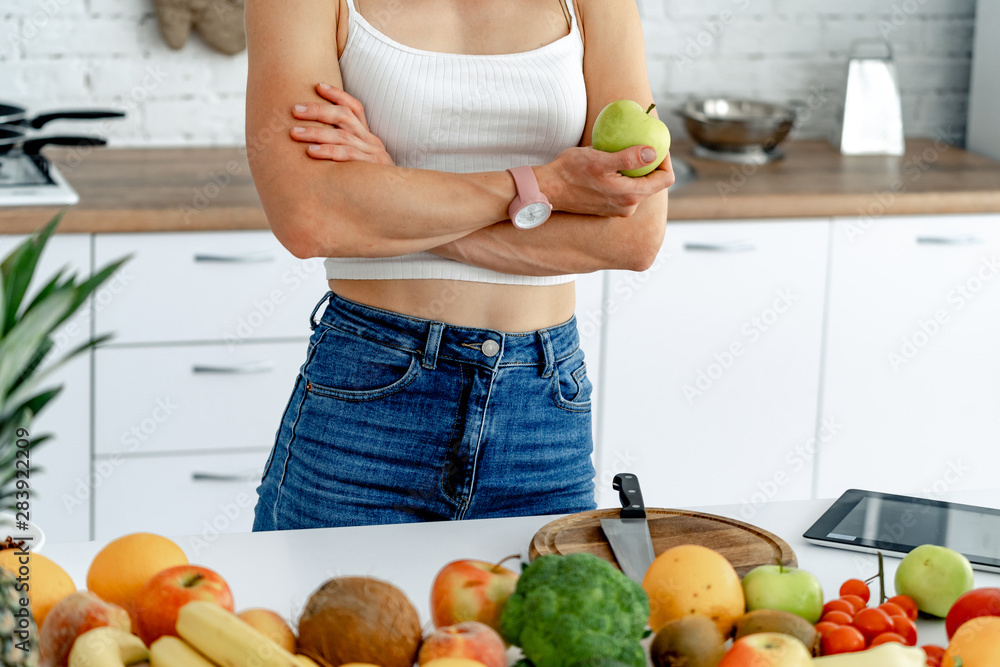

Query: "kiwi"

xmin=297 ymin=576 xmax=422 ymax=667
xmin=732 ymin=609 xmax=820 ymax=656
xmin=650 ymin=615 xmax=726 ymax=667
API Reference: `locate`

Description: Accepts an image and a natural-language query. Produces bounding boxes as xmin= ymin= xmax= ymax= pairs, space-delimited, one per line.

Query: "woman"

xmin=248 ymin=0 xmax=674 ymax=530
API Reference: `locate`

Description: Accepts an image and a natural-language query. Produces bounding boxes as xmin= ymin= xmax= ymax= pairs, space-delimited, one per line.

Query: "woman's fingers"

xmin=315 ymin=83 xmax=371 ymax=131
xmin=292 ymin=100 xmax=367 ymax=136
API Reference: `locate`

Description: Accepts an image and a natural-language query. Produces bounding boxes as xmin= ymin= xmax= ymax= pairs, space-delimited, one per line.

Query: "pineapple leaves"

xmin=0 ymin=212 xmax=129 ymax=518
xmin=0 ymin=211 xmax=62 ymax=336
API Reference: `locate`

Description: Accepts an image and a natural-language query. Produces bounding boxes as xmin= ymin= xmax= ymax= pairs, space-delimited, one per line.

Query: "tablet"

xmin=803 ymin=489 xmax=1000 ymax=573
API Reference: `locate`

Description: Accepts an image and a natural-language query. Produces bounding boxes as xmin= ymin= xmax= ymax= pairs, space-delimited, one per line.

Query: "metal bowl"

xmin=674 ymin=98 xmax=799 ymax=158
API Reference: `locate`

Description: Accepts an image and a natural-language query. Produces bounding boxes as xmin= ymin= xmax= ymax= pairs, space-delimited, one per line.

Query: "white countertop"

xmin=42 ymin=491 xmax=1000 ymax=650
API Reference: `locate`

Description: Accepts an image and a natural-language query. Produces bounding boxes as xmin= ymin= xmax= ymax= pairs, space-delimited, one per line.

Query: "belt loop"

xmin=538 ymin=329 xmax=555 ymax=378
xmin=309 ymin=290 xmax=334 ymax=331
xmin=423 ymin=321 xmax=445 ymax=370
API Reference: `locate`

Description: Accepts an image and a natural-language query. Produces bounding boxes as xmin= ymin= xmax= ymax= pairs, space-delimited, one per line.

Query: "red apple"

xmin=945 ymin=587 xmax=1000 ymax=639
xmin=718 ymin=632 xmax=813 ymax=667
xmin=417 ymin=622 xmax=507 ymax=667
xmin=134 ymin=564 xmax=234 ymax=644
xmin=430 ymin=558 xmax=519 ymax=634
xmin=39 ymin=591 xmax=131 ymax=667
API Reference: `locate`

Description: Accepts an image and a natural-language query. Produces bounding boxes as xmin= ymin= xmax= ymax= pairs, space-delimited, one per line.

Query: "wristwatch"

xmin=506 ymin=166 xmax=552 ymax=229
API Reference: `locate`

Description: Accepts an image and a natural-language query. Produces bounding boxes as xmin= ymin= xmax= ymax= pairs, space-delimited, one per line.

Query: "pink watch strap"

xmin=507 ymin=166 xmax=544 ymax=204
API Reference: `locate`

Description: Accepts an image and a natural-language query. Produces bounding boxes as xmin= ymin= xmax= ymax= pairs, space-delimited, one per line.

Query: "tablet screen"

xmin=805 ymin=489 xmax=1000 ymax=571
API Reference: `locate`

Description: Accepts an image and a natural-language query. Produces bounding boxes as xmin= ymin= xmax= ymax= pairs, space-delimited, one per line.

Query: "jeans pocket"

xmin=304 ymin=325 xmax=421 ymax=402
xmin=552 ymin=349 xmax=593 ymax=412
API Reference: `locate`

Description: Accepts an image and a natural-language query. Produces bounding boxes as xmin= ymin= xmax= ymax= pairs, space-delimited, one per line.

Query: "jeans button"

xmin=481 ymin=339 xmax=500 ymax=357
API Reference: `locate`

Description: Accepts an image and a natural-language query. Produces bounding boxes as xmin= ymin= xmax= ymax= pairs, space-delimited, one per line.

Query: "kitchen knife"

xmin=600 ymin=473 xmax=656 ymax=584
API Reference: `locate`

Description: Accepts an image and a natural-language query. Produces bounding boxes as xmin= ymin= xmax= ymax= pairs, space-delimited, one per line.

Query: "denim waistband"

xmin=309 ymin=290 xmax=580 ymax=375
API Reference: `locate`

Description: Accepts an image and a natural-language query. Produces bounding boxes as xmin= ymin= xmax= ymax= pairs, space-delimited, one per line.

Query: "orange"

xmin=943 ymin=616 xmax=1000 ymax=667
xmin=0 ymin=548 xmax=76 ymax=628
xmin=642 ymin=544 xmax=745 ymax=636
xmin=86 ymin=532 xmax=187 ymax=623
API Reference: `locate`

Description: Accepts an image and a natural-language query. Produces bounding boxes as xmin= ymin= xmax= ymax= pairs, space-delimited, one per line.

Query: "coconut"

xmin=297 ymin=577 xmax=422 ymax=667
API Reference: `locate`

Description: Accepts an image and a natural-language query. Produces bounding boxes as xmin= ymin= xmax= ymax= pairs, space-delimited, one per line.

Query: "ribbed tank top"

xmin=324 ymin=0 xmax=588 ymax=285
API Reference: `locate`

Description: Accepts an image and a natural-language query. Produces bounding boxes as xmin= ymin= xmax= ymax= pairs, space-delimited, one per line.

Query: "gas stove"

xmin=0 ymin=151 xmax=79 ymax=206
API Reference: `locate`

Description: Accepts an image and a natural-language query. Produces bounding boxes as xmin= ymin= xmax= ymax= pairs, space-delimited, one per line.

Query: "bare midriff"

xmin=328 ymin=279 xmax=577 ymax=332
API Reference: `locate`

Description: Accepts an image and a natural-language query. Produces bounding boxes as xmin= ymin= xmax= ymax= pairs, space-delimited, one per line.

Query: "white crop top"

xmin=324 ymin=0 xmax=588 ymax=285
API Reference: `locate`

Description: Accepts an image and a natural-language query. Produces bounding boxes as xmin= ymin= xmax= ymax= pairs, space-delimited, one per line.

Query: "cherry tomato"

xmin=922 ymin=644 xmax=945 ymax=667
xmin=888 ymin=594 xmax=919 ymax=621
xmin=869 ymin=631 xmax=906 ymax=646
xmin=891 ymin=615 xmax=918 ymax=646
xmin=815 ymin=621 xmax=841 ymax=637
xmin=821 ymin=610 xmax=854 ymax=625
xmin=840 ymin=578 xmax=871 ymax=604
xmin=879 ymin=601 xmax=907 ymax=619
xmin=852 ymin=607 xmax=894 ymax=643
xmin=823 ymin=599 xmax=856 ymax=616
xmin=821 ymin=625 xmax=866 ymax=655
xmin=944 ymin=587 xmax=1000 ymax=639
xmin=840 ymin=594 xmax=867 ymax=613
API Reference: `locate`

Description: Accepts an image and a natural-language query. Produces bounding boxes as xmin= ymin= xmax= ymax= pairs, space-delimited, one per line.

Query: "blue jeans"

xmin=252 ymin=291 xmax=597 ymax=530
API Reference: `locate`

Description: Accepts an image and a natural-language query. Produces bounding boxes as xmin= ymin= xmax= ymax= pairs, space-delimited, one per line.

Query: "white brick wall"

xmin=0 ymin=0 xmax=977 ymax=147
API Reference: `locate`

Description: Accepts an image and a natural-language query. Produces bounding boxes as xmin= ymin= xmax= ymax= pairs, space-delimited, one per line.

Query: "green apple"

xmin=895 ymin=544 xmax=974 ymax=618
xmin=741 ymin=564 xmax=825 ymax=624
xmin=592 ymin=100 xmax=671 ymax=177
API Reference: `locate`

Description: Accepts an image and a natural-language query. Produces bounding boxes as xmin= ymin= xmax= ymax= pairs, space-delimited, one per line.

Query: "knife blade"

xmin=600 ymin=472 xmax=656 ymax=584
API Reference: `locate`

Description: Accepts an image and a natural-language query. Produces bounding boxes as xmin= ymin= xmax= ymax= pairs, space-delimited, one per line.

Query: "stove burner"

xmin=0 ymin=151 xmax=78 ymax=206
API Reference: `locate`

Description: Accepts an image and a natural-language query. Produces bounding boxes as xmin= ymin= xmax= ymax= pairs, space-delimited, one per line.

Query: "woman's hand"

xmin=290 ymin=83 xmax=394 ymax=165
xmin=535 ymin=145 xmax=675 ymax=218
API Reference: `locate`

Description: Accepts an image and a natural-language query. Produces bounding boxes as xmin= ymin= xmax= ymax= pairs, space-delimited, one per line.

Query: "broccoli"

xmin=499 ymin=553 xmax=650 ymax=667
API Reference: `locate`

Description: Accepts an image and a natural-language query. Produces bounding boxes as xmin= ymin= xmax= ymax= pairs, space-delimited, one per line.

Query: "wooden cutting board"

xmin=530 ymin=508 xmax=796 ymax=577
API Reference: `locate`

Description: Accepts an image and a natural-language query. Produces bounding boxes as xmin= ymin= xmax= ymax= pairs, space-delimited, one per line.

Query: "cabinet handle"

xmin=915 ymin=235 xmax=985 ymax=246
xmin=191 ymin=472 xmax=261 ymax=482
xmin=193 ymin=252 xmax=275 ymax=263
xmin=192 ymin=361 xmax=274 ymax=374
xmin=683 ymin=242 xmax=756 ymax=252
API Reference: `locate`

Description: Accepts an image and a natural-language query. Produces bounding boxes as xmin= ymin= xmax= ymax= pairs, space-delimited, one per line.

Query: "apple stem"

xmin=877 ymin=552 xmax=886 ymax=604
xmin=495 ymin=554 xmax=521 ymax=571
xmin=645 ymin=103 xmax=656 ymax=115
xmin=185 ymin=573 xmax=205 ymax=588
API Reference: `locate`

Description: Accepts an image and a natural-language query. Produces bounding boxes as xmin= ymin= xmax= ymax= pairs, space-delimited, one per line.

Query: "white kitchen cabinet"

xmin=93 ymin=231 xmax=327 ymax=344
xmin=597 ymin=221 xmax=830 ymax=510
xmin=94 ymin=341 xmax=306 ymax=457
xmin=0 ymin=232 xmax=92 ymax=543
xmin=93 ymin=450 xmax=269 ymax=543
xmin=573 ymin=270 xmax=605 ymax=462
xmin=817 ymin=214 xmax=1000 ymax=499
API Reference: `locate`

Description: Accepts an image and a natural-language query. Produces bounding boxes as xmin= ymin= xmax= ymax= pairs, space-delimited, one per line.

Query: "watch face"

xmin=515 ymin=202 xmax=551 ymax=229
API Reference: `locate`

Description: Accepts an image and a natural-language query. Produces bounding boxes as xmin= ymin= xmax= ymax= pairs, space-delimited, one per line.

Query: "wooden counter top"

xmin=1 ymin=138 xmax=999 ymax=235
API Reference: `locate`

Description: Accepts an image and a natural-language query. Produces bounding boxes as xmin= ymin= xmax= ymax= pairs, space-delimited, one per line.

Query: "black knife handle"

xmin=612 ymin=473 xmax=646 ymax=519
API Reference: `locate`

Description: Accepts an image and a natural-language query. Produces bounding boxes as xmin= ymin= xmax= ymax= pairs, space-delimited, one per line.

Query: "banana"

xmin=176 ymin=600 xmax=300 ymax=667
xmin=67 ymin=627 xmax=150 ymax=667
xmin=150 ymin=636 xmax=217 ymax=667
xmin=293 ymin=657 xmax=321 ymax=667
